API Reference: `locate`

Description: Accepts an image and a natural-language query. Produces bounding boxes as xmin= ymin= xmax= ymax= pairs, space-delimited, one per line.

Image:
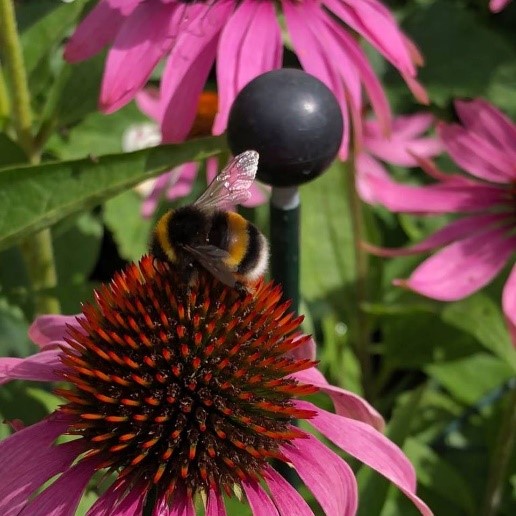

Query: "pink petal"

xmin=288 ymin=335 xmax=317 ymax=362
xmin=398 ymin=226 xmax=516 ymax=301
xmin=64 ymin=0 xmax=140 ymax=63
xmin=292 ymin=366 xmax=385 ymax=430
xmin=439 ymin=123 xmax=515 ymax=184
xmin=242 ymin=480 xmax=279 ymax=516
xmin=363 ymin=213 xmax=510 ymax=257
xmin=502 ymin=264 xmax=516 ymax=346
xmin=20 ymin=457 xmax=100 ymax=516
xmin=362 ymin=170 xmax=505 ymax=213
xmin=263 ymin=465 xmax=313 ymax=516
xmin=0 ymin=415 xmax=83 ymax=516
xmin=490 ymin=0 xmax=512 ymax=13
xmin=136 ymin=88 xmax=163 ymax=123
xmin=100 ymin=2 xmax=182 ymax=113
xmin=169 ymin=487 xmax=195 ymax=516
xmin=166 ymin=162 xmax=199 ymax=200
xmin=141 ymin=172 xmax=174 ymax=218
xmin=28 ymin=314 xmax=82 ymax=348
xmin=295 ymin=400 xmax=432 ymax=516
xmin=214 ymin=1 xmax=282 ymax=134
xmin=283 ymin=1 xmax=351 ymax=159
xmin=323 ymin=0 xmax=416 ymax=76
xmin=243 ymin=181 xmax=269 ymax=207
xmin=0 ymin=349 xmax=65 ymax=385
xmin=454 ymin=99 xmax=516 ymax=153
xmin=355 ymin=153 xmax=392 ymax=204
xmin=206 ymin=489 xmax=227 ymax=516
xmin=281 ymin=432 xmax=358 ymax=515
xmin=114 ymin=484 xmax=147 ymax=516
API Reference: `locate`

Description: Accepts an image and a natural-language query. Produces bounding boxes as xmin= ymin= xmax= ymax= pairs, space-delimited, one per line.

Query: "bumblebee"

xmin=150 ymin=151 xmax=269 ymax=293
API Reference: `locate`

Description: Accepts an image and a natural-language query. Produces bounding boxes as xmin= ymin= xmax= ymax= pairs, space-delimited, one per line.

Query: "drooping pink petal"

xmin=295 ymin=400 xmax=432 ymax=516
xmin=168 ymin=487 xmax=195 ymax=516
xmin=288 ymin=335 xmax=317 ymax=362
xmin=292 ymin=366 xmax=385 ymax=430
xmin=0 ymin=415 xmax=84 ymax=516
xmin=206 ymin=489 xmax=227 ymax=516
xmin=355 ymin=153 xmax=392 ymax=204
xmin=490 ymin=0 xmax=512 ymax=13
xmin=361 ymin=169 xmax=505 ymax=213
xmin=263 ymin=464 xmax=314 ymax=516
xmin=64 ymin=0 xmax=140 ymax=63
xmin=19 ymin=457 xmax=101 ymax=516
xmin=396 ymin=226 xmax=516 ymax=301
xmin=325 ymin=16 xmax=392 ymax=139
xmin=283 ymin=0 xmax=350 ymax=158
xmin=28 ymin=314 xmax=83 ymax=348
xmin=136 ymin=88 xmax=163 ymax=123
xmin=214 ymin=0 xmax=282 ymax=134
xmin=242 ymin=480 xmax=279 ymax=516
xmin=0 ymin=349 xmax=65 ymax=385
xmin=502 ymin=264 xmax=516 ymax=346
xmin=100 ymin=2 xmax=182 ymax=113
xmin=165 ymin=162 xmax=199 ymax=200
xmin=363 ymin=213 xmax=510 ymax=257
xmin=141 ymin=172 xmax=175 ymax=218
xmin=454 ymin=99 xmax=516 ymax=153
xmin=323 ymin=0 xmax=416 ymax=77
xmin=281 ymin=432 xmax=358 ymax=515
xmin=439 ymin=123 xmax=515 ymax=184
xmin=114 ymin=484 xmax=147 ymax=516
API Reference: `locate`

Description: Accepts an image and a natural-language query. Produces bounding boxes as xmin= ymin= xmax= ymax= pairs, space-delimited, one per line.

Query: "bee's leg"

xmin=234 ymin=281 xmax=249 ymax=299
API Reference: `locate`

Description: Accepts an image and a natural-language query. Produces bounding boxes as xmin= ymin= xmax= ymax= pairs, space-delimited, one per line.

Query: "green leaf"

xmin=0 ymin=136 xmax=225 ymax=251
xmin=0 ymin=298 xmax=31 ymax=357
xmin=426 ymin=354 xmax=514 ymax=406
xmin=18 ymin=0 xmax=88 ymax=74
xmin=441 ymin=293 xmax=516 ymax=371
xmin=0 ymin=134 xmax=26 ymax=168
xmin=103 ymin=190 xmax=154 ymax=262
xmin=400 ymin=0 xmax=516 ymax=111
xmin=403 ymin=438 xmax=477 ymax=515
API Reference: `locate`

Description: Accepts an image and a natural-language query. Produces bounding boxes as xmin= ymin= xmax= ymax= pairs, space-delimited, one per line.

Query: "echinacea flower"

xmin=0 ymin=257 xmax=431 ymax=515
xmin=64 ymin=0 xmax=427 ymax=159
xmin=124 ymin=89 xmax=267 ymax=217
xmin=362 ymin=99 xmax=516 ymax=342
xmin=490 ymin=0 xmax=512 ymax=12
xmin=355 ymin=112 xmax=442 ymax=204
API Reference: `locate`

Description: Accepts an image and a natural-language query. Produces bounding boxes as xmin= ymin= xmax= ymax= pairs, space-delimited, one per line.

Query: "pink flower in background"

xmin=490 ymin=0 xmax=512 ymax=12
xmin=64 ymin=0 xmax=427 ymax=159
xmin=355 ymin=113 xmax=443 ymax=204
xmin=362 ymin=99 xmax=516 ymax=341
xmin=0 ymin=258 xmax=431 ymax=515
xmin=124 ymin=89 xmax=267 ymax=217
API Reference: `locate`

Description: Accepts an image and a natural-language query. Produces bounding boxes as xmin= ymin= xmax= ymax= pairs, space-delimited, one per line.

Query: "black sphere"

xmin=227 ymin=69 xmax=344 ymax=187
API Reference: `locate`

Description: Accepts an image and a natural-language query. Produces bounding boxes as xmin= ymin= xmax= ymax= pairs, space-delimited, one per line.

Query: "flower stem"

xmin=0 ymin=65 xmax=10 ymax=129
xmin=345 ymin=160 xmax=374 ymax=401
xmin=0 ymin=0 xmax=60 ymax=315
xmin=0 ymin=0 xmax=34 ymax=156
xmin=482 ymin=383 xmax=516 ymax=516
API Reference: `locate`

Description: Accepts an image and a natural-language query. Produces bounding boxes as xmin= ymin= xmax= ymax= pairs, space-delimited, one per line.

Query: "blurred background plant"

xmin=0 ymin=0 xmax=514 ymax=514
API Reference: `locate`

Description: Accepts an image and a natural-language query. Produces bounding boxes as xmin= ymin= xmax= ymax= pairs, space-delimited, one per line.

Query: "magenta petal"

xmin=28 ymin=314 xmax=82 ymax=348
xmin=20 ymin=457 xmax=99 ymax=516
xmin=454 ymin=99 xmax=516 ymax=152
xmin=0 ymin=415 xmax=83 ymax=515
xmin=291 ymin=366 xmax=384 ymax=430
xmin=100 ymin=2 xmax=180 ymax=113
xmin=355 ymin=153 xmax=392 ymax=204
xmin=64 ymin=0 xmax=139 ymax=63
xmin=281 ymin=432 xmax=358 ymax=515
xmin=502 ymin=265 xmax=516 ymax=346
xmin=0 ymin=349 xmax=65 ymax=385
xmin=166 ymin=162 xmax=199 ymax=200
xmin=168 ymin=487 xmax=195 ymax=516
xmin=363 ymin=213 xmax=510 ymax=258
xmin=295 ymin=400 xmax=432 ymax=516
xmin=439 ymin=124 xmax=514 ymax=184
xmin=136 ymin=88 xmax=163 ymax=123
xmin=206 ymin=489 xmax=227 ymax=516
xmin=242 ymin=480 xmax=279 ymax=516
xmin=215 ymin=1 xmax=281 ymax=134
xmin=141 ymin=172 xmax=174 ymax=218
xmin=263 ymin=465 xmax=313 ymax=516
xmin=490 ymin=0 xmax=512 ymax=12
xmin=398 ymin=226 xmax=516 ymax=301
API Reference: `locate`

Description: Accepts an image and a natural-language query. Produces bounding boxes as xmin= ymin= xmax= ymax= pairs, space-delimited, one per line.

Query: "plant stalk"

xmin=345 ymin=159 xmax=374 ymax=401
xmin=0 ymin=0 xmax=60 ymax=314
xmin=482 ymin=384 xmax=516 ymax=516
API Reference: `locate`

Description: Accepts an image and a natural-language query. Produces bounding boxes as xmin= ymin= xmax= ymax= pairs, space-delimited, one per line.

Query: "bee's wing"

xmin=183 ymin=244 xmax=237 ymax=288
xmin=194 ymin=150 xmax=259 ymax=211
